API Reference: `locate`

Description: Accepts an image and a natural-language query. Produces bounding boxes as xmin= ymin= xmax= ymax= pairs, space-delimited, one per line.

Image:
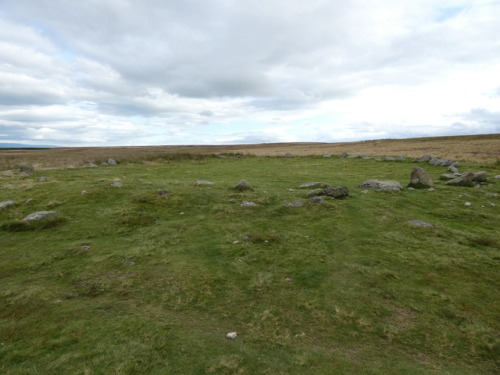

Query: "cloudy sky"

xmin=1 ymin=0 xmax=499 ymax=146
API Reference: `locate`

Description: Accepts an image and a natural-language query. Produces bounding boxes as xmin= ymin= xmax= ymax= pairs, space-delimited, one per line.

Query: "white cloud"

xmin=0 ymin=0 xmax=499 ymax=146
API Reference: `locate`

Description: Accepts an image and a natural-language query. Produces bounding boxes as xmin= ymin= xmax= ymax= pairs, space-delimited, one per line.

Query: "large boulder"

xmin=360 ymin=179 xmax=402 ymax=191
xmin=408 ymin=167 xmax=434 ymax=189
xmin=22 ymin=211 xmax=57 ymax=222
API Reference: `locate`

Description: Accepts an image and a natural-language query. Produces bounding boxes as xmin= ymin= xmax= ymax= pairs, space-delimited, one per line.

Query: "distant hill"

xmin=0 ymin=143 xmax=57 ymax=148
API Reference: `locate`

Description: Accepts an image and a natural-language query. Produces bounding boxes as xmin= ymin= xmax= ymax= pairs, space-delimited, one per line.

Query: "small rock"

xmin=417 ymin=155 xmax=432 ymax=163
xmin=464 ymin=201 xmax=472 ymax=206
xmin=240 ymin=201 xmax=257 ymax=207
xmin=107 ymin=158 xmax=117 ymax=165
xmin=242 ymin=236 xmax=251 ymax=242
xmin=428 ymin=188 xmax=435 ymax=191
xmin=339 ymin=152 xmax=348 ymax=158
xmin=195 ymin=180 xmax=215 ymax=186
xmin=0 ymin=200 xmax=16 ymax=210
xmin=409 ymin=220 xmax=433 ymax=227
xmin=472 ymin=171 xmax=487 ymax=182
xmin=226 ymin=332 xmax=237 ymax=339
xmin=309 ymin=196 xmax=325 ymax=204
xmin=22 ymin=211 xmax=57 ymax=222
xmin=283 ymin=201 xmax=304 ymax=207
xmin=385 ymin=156 xmax=396 ymax=161
xmin=233 ymin=180 xmax=253 ymax=191
xmin=85 ymin=163 xmax=98 ymax=167
xmin=81 ymin=245 xmax=91 ymax=251
xmin=157 ymin=190 xmax=169 ymax=196
xmin=37 ymin=176 xmax=47 ymax=182
xmin=298 ymin=182 xmax=332 ymax=189
xmin=451 ymin=161 xmax=461 ymax=168
xmin=322 ymin=186 xmax=349 ymax=199
xmin=485 ymin=202 xmax=496 ymax=207
xmin=448 ymin=166 xmax=459 ymax=174
xmin=111 ymin=182 xmax=123 ymax=187
xmin=360 ymin=190 xmax=369 ymax=194
xmin=359 ymin=180 xmax=402 ymax=191
xmin=323 ymin=154 xmax=332 ymax=158
xmin=494 ymin=175 xmax=500 ymax=179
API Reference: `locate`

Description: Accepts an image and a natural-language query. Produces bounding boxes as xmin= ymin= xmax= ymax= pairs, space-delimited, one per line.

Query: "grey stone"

xmin=446 ymin=172 xmax=475 ymax=186
xmin=195 ymin=180 xmax=215 ymax=185
xmin=298 ymin=182 xmax=332 ymax=189
xmin=347 ymin=154 xmax=364 ymax=159
xmin=233 ymin=180 xmax=253 ymax=191
xmin=19 ymin=164 xmax=34 ymax=174
xmin=464 ymin=201 xmax=473 ymax=206
xmin=111 ymin=182 xmax=123 ymax=187
xmin=323 ymin=154 xmax=332 ymax=158
xmin=22 ymin=211 xmax=57 ymax=222
xmin=494 ymin=175 xmax=500 ymax=179
xmin=306 ymin=189 xmax=324 ymax=197
xmin=0 ymin=200 xmax=16 ymax=210
xmin=283 ymin=201 xmax=305 ymax=207
xmin=385 ymin=157 xmax=396 ymax=161
xmin=240 ymin=201 xmax=257 ymax=207
xmin=472 ymin=171 xmax=487 ymax=182
xmin=359 ymin=179 xmax=402 ymax=191
xmin=85 ymin=163 xmax=98 ymax=167
xmin=409 ymin=220 xmax=433 ymax=227
xmin=37 ymin=176 xmax=47 ymax=182
xmin=417 ymin=155 xmax=432 ymax=162
xmin=306 ymin=186 xmax=349 ymax=199
xmin=309 ymin=197 xmax=325 ymax=204
xmin=107 ymin=158 xmax=117 ymax=165
xmin=322 ymin=186 xmax=349 ymax=199
xmin=339 ymin=152 xmax=348 ymax=158
xmin=408 ymin=167 xmax=434 ymax=189
xmin=448 ymin=166 xmax=459 ymax=174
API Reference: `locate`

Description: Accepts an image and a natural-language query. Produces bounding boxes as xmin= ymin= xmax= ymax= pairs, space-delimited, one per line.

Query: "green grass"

xmin=1 ymin=156 xmax=499 ymax=374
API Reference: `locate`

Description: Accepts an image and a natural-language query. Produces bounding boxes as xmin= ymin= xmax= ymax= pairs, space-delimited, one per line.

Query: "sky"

xmin=0 ymin=0 xmax=499 ymax=147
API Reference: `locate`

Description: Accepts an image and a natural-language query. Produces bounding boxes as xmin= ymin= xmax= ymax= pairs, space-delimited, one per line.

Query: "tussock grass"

xmin=1 ymin=155 xmax=499 ymax=374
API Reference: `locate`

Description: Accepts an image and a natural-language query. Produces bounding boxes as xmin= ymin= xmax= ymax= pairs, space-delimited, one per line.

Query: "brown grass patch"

xmin=1 ymin=134 xmax=499 ymax=170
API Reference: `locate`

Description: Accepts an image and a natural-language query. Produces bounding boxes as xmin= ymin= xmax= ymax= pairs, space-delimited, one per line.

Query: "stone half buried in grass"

xmin=226 ymin=332 xmax=238 ymax=339
xmin=0 ymin=200 xmax=16 ymax=210
xmin=233 ymin=180 xmax=253 ymax=191
xmin=408 ymin=167 xmax=434 ymax=189
xmin=306 ymin=186 xmax=349 ymax=199
xmin=359 ymin=180 xmax=402 ymax=192
xmin=409 ymin=220 xmax=433 ymax=227
xmin=22 ymin=210 xmax=57 ymax=222
xmin=448 ymin=171 xmax=487 ymax=186
xmin=297 ymin=182 xmax=332 ymax=189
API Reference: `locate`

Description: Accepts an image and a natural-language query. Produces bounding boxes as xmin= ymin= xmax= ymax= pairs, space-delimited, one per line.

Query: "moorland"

xmin=0 ymin=134 xmax=499 ymax=374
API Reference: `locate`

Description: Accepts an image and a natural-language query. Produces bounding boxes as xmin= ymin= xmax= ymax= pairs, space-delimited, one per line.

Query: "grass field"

xmin=1 ymin=145 xmax=499 ymax=373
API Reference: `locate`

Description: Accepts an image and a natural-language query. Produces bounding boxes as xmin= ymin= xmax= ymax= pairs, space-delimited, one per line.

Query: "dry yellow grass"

xmin=1 ymin=134 xmax=499 ymax=170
